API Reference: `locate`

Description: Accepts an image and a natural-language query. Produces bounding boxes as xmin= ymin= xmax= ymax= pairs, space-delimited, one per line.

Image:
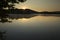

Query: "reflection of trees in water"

xmin=0 ymin=13 xmax=12 ymax=23
xmin=0 ymin=13 xmax=60 ymax=23
xmin=0 ymin=18 xmax=12 ymax=23
xmin=8 ymin=14 xmax=38 ymax=20
xmin=0 ymin=13 xmax=38 ymax=23
xmin=0 ymin=31 xmax=7 ymax=40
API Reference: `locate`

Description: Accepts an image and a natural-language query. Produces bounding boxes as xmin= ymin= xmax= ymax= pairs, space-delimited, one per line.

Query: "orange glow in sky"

xmin=15 ymin=0 xmax=60 ymax=12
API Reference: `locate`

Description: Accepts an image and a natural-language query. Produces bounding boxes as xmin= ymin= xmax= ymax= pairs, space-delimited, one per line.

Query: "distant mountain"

xmin=9 ymin=9 xmax=60 ymax=14
xmin=0 ymin=9 xmax=60 ymax=14
xmin=7 ymin=9 xmax=40 ymax=14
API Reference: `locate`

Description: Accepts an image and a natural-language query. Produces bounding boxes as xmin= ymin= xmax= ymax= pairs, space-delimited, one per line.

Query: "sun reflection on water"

xmin=18 ymin=18 xmax=30 ymax=23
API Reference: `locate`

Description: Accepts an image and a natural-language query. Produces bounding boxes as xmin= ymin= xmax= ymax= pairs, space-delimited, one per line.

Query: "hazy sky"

xmin=15 ymin=0 xmax=60 ymax=12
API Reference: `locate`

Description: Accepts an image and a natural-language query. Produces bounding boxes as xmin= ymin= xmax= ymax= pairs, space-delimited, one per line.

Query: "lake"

xmin=0 ymin=14 xmax=60 ymax=40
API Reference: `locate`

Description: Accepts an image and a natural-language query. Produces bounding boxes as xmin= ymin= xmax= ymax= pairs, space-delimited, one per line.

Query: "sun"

xmin=22 ymin=6 xmax=27 ymax=9
xmin=22 ymin=18 xmax=27 ymax=20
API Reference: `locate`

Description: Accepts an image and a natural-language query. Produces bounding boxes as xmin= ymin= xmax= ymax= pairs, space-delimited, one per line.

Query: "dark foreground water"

xmin=0 ymin=14 xmax=60 ymax=40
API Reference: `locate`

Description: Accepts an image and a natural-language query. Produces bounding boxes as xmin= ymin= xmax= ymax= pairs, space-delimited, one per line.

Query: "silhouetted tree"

xmin=0 ymin=13 xmax=12 ymax=23
xmin=0 ymin=0 xmax=26 ymax=10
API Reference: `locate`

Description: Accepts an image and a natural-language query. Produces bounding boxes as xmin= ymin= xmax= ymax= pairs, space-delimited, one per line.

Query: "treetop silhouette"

xmin=0 ymin=0 xmax=26 ymax=9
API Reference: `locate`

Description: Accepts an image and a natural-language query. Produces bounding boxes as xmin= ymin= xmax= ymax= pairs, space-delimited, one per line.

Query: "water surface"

xmin=0 ymin=14 xmax=60 ymax=40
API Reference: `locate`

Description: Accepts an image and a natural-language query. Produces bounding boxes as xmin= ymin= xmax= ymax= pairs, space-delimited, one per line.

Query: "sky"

xmin=15 ymin=0 xmax=60 ymax=12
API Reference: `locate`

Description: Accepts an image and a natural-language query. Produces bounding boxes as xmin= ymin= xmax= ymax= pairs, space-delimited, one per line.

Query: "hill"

xmin=0 ymin=9 xmax=60 ymax=14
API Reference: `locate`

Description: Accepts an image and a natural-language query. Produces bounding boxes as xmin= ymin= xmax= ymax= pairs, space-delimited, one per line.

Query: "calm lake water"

xmin=0 ymin=14 xmax=60 ymax=40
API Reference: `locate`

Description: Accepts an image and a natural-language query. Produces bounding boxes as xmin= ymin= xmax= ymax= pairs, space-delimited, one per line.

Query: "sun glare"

xmin=22 ymin=6 xmax=27 ymax=9
xmin=22 ymin=18 xmax=27 ymax=20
